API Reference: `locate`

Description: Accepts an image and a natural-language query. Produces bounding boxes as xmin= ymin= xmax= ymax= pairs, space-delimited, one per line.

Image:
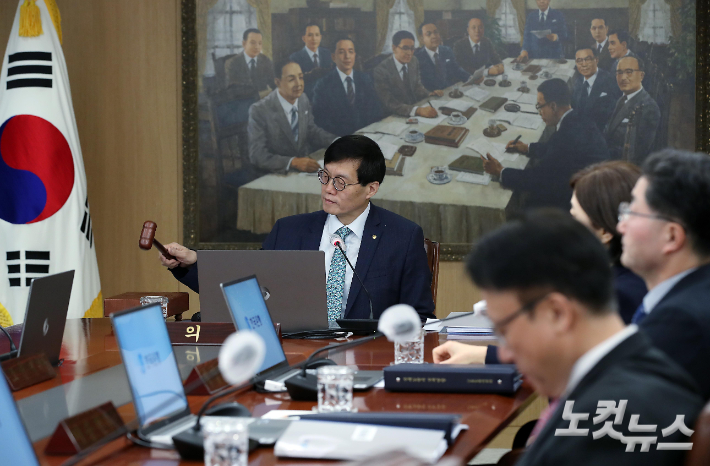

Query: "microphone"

xmin=330 ymin=234 xmax=377 ymax=331
xmin=139 ymin=220 xmax=176 ymax=261
xmin=0 ymin=325 xmax=18 ymax=362
xmin=285 ymin=304 xmax=421 ymax=401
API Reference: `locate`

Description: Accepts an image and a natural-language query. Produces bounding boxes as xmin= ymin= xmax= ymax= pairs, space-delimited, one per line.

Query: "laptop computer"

xmin=197 ymin=250 xmax=329 ymax=332
xmin=0 ymin=365 xmax=41 ymax=466
xmin=0 ymin=270 xmax=74 ymax=365
xmin=220 ymin=275 xmax=383 ymax=390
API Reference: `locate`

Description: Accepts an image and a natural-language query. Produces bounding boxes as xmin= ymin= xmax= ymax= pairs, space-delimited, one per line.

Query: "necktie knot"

xmin=335 ymin=226 xmax=352 ymax=240
xmin=473 ymin=44 xmax=479 ymax=54
xmin=402 ymin=64 xmax=408 ymax=74
xmin=584 ymin=81 xmax=590 ymax=90
xmin=598 ymin=43 xmax=603 ymax=52
xmin=313 ymin=53 xmax=319 ymax=67
xmin=249 ymin=58 xmax=255 ymax=68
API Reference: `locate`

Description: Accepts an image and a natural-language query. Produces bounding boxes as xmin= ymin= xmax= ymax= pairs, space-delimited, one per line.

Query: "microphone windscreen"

xmin=218 ymin=331 xmax=266 ymax=385
xmin=378 ymin=304 xmax=422 ymax=342
xmin=330 ymin=234 xmax=346 ymax=251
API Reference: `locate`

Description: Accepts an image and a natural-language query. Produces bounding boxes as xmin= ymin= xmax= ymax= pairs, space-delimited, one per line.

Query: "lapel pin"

xmin=372 ymin=235 xmax=377 ymax=239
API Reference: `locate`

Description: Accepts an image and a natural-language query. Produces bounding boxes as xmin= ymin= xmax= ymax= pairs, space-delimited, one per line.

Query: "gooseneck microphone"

xmin=0 ymin=325 xmax=19 ymax=361
xmin=331 ymin=235 xmax=374 ymax=320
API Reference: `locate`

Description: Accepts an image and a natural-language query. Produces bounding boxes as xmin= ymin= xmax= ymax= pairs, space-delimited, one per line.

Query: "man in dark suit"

xmin=224 ymin=28 xmax=275 ymax=100
xmin=374 ymin=30 xmax=442 ymax=118
xmin=452 ymin=17 xmax=504 ymax=77
xmin=608 ymin=29 xmax=637 ymax=73
xmin=312 ymin=37 xmax=381 ymax=136
xmin=618 ymin=149 xmax=710 ymax=400
xmin=246 ymin=60 xmax=336 ymax=174
xmin=605 ymin=56 xmax=660 ymax=165
xmin=590 ymin=18 xmax=613 ymax=71
xmin=435 ymin=210 xmax=703 ymax=465
xmin=289 ymin=23 xmax=333 ymax=100
xmin=161 ymin=136 xmax=436 ymax=323
xmin=571 ymin=47 xmax=621 ymax=132
xmin=481 ymin=79 xmax=609 ymax=211
xmin=517 ymin=0 xmax=568 ymax=61
xmin=415 ymin=22 xmax=470 ymax=91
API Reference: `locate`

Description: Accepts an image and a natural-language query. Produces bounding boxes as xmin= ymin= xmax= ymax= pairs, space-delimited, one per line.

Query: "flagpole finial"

xmin=19 ymin=0 xmax=43 ymax=38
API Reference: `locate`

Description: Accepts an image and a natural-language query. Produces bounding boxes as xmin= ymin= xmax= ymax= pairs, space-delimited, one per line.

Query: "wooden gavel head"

xmin=139 ymin=221 xmax=176 ymax=260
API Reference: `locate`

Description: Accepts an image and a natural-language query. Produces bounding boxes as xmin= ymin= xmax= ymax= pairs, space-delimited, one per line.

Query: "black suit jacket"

xmin=413 ymin=45 xmax=469 ymax=91
xmin=501 ymin=110 xmax=610 ymax=211
xmin=571 ymin=69 xmax=622 ymax=132
xmin=452 ymin=37 xmax=502 ymax=76
xmin=171 ymin=204 xmax=436 ymax=322
xmin=594 ymin=40 xmax=614 ymax=71
xmin=224 ymin=52 xmax=274 ymax=99
xmin=289 ymin=46 xmax=334 ymax=100
xmin=516 ymin=331 xmax=703 ymax=466
xmin=640 ymin=264 xmax=710 ymax=400
xmin=604 ymin=88 xmax=661 ymax=165
xmin=312 ymin=69 xmax=381 ymax=136
xmin=613 ymin=264 xmax=647 ymax=325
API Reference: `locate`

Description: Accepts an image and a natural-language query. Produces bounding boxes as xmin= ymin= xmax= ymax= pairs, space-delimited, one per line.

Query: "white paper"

xmin=441 ymin=99 xmax=472 ymax=112
xmin=377 ymin=141 xmax=399 ymax=161
xmin=517 ymin=93 xmax=538 ymax=105
xmin=511 ymin=114 xmax=543 ymax=130
xmin=455 ymin=171 xmax=491 ymax=185
xmin=414 ymin=112 xmax=448 ymax=126
xmin=464 ymin=87 xmax=490 ymax=101
xmin=503 ymin=91 xmax=523 ymax=101
xmin=376 ymin=121 xmax=408 ymax=136
xmin=466 ymin=138 xmax=505 ymax=159
xmin=429 ymin=99 xmax=449 ymax=108
xmin=519 ymin=103 xmax=538 ymax=114
xmin=532 ymin=29 xmax=552 ymax=39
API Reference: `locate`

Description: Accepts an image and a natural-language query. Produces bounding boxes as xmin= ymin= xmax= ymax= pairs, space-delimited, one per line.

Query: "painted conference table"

xmin=237 ymin=58 xmax=576 ymax=243
xmin=3 ymin=318 xmax=536 ymax=465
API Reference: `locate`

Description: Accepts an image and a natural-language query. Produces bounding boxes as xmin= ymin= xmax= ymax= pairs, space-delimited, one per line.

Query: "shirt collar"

xmin=304 ymin=46 xmax=318 ymax=60
xmin=276 ymin=90 xmax=298 ymax=116
xmin=425 ymin=46 xmax=440 ymax=62
xmin=597 ymin=37 xmax=608 ymax=49
xmin=642 ymin=267 xmax=697 ymax=314
xmin=244 ymin=53 xmax=258 ymax=66
xmin=584 ymin=70 xmax=598 ymax=88
xmin=556 ymin=108 xmax=573 ymax=131
xmin=539 ymin=7 xmax=550 ymax=15
xmin=468 ymin=37 xmax=481 ymax=48
xmin=564 ymin=325 xmax=638 ymax=396
xmin=624 ymin=86 xmax=644 ymax=102
xmin=326 ymin=202 xmax=370 ymax=240
xmin=337 ymin=67 xmax=353 ymax=82
xmin=393 ymin=56 xmax=409 ymax=73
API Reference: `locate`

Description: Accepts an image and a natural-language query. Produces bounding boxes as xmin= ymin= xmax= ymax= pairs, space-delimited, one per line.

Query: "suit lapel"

xmin=345 ymin=204 xmax=382 ymax=316
xmin=269 ymin=92 xmax=299 ymax=150
xmin=607 ymin=96 xmax=630 ymax=134
xmin=388 ymin=57 xmax=408 ymax=97
xmin=304 ymin=211 xmax=327 ymax=250
xmin=297 ymin=94 xmax=308 ymax=153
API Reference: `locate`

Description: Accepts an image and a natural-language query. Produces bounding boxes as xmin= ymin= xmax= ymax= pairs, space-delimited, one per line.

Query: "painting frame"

xmin=181 ymin=0 xmax=710 ymax=260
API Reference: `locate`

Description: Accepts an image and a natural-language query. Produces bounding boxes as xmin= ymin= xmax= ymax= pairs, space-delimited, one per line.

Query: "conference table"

xmin=3 ymin=318 xmax=537 ymax=465
xmin=237 ymin=57 xmax=576 ymax=243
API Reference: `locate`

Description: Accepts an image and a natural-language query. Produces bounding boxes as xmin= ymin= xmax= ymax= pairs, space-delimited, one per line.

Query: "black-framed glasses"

xmin=615 ymin=69 xmax=641 ymax=77
xmin=396 ymin=45 xmax=416 ymax=52
xmin=575 ymin=56 xmax=596 ymax=64
xmin=535 ymin=101 xmax=552 ymax=111
xmin=318 ymin=169 xmax=359 ymax=191
xmin=617 ymin=202 xmax=676 ymax=224
xmin=492 ymin=293 xmax=549 ymax=347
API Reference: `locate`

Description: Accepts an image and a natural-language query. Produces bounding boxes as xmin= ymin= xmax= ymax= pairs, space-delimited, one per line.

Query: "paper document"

xmin=503 ymin=91 xmax=523 ymax=101
xmin=456 ymin=172 xmax=491 ymax=185
xmin=510 ymin=114 xmax=543 ymax=130
xmin=377 ymin=141 xmax=399 ymax=161
xmin=466 ymin=138 xmax=506 ymax=159
xmin=415 ymin=112 xmax=448 ymax=126
xmin=464 ymin=87 xmax=490 ymax=102
xmin=519 ymin=103 xmax=538 ymax=114
xmin=441 ymin=99 xmax=472 ymax=112
xmin=464 ymin=65 xmax=486 ymax=85
xmin=517 ymin=93 xmax=538 ymax=105
xmin=374 ymin=121 xmax=408 ymax=136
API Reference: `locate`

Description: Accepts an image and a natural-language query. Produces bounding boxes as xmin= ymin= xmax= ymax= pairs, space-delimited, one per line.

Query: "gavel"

xmin=139 ymin=221 xmax=176 ymax=261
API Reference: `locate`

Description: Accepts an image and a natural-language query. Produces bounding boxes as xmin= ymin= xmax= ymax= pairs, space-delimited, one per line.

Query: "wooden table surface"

xmin=4 ymin=318 xmax=536 ymax=465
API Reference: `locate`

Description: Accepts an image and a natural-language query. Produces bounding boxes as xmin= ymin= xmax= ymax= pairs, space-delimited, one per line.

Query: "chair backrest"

xmin=424 ymin=238 xmax=440 ymax=309
xmin=686 ymin=399 xmax=710 ymax=466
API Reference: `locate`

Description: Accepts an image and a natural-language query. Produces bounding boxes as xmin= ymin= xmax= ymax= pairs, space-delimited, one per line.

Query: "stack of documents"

xmin=455 ymin=172 xmax=491 ymax=185
xmin=376 ymin=141 xmax=399 ymax=161
xmin=464 ymin=87 xmax=490 ymax=102
xmin=426 ymin=312 xmax=496 ymax=340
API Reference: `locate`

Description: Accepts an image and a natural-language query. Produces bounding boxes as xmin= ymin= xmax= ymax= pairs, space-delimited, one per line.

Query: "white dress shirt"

xmin=319 ymin=203 xmax=371 ymax=313
xmin=425 ymin=46 xmax=440 ymax=65
xmin=641 ymin=268 xmax=697 ymax=316
xmin=276 ymin=91 xmax=298 ymax=170
xmin=394 ymin=57 xmax=419 ymax=117
xmin=244 ymin=52 xmax=258 ymax=67
xmin=596 ymin=37 xmax=608 ymax=52
xmin=538 ymin=8 xmax=550 ymax=21
xmin=623 ymin=86 xmax=644 ymax=103
xmin=583 ymin=70 xmax=598 ymax=95
xmin=337 ymin=67 xmax=356 ymax=95
xmin=303 ymin=46 xmax=319 ymax=63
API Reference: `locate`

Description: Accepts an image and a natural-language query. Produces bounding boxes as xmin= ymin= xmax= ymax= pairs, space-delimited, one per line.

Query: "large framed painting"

xmin=182 ymin=0 xmax=708 ymax=259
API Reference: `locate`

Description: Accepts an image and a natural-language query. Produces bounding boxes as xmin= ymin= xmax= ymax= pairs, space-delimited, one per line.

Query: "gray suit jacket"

xmin=225 ymin=52 xmax=275 ymax=99
xmin=604 ymin=88 xmax=660 ymax=165
xmin=374 ymin=55 xmax=430 ymax=117
xmin=247 ymin=90 xmax=336 ymax=174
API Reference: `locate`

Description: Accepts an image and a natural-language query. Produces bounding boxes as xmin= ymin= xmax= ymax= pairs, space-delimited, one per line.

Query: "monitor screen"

xmin=113 ymin=304 xmax=188 ymax=426
xmin=222 ymin=277 xmax=286 ymax=374
xmin=0 ymin=367 xmax=40 ymax=465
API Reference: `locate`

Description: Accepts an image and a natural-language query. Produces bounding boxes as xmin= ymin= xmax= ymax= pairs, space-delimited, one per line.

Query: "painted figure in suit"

xmin=312 ymin=37 xmax=381 ymax=136
xmin=247 ymin=60 xmax=336 ymax=174
xmin=452 ymin=17 xmax=504 ymax=77
xmin=571 ymin=47 xmax=621 ymax=132
xmin=618 ymin=150 xmax=710 ymax=400
xmin=482 ymin=79 xmax=610 ymax=212
xmin=605 ymin=56 xmax=660 ymax=165
xmin=434 ymin=211 xmax=703 ymax=466
xmin=374 ymin=30 xmax=443 ymax=118
xmin=224 ymin=28 xmax=275 ymax=100
xmin=414 ymin=22 xmax=470 ymax=92
xmin=590 ymin=18 xmax=613 ymax=71
xmin=608 ymin=30 xmax=637 ymax=73
xmin=517 ymin=0 xmax=568 ymax=61
xmin=161 ymin=136 xmax=436 ymax=323
xmin=289 ymin=23 xmax=333 ymax=100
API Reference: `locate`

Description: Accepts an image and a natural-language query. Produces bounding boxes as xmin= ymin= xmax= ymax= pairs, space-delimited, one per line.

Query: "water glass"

xmin=140 ymin=295 xmax=168 ymax=319
xmin=317 ymin=366 xmax=354 ymax=413
xmin=394 ymin=328 xmax=424 ymax=364
xmin=203 ymin=417 xmax=249 ymax=466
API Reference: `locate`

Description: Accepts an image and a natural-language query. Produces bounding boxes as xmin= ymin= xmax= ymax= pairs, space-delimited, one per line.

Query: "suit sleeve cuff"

xmin=286 ymin=157 xmax=295 ymax=171
xmin=410 ymin=107 xmax=419 ymax=117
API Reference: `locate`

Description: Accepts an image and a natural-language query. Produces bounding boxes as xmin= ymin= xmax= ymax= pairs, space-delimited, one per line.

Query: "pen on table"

xmin=428 ymin=100 xmax=434 ymax=108
xmin=507 ymin=134 xmax=522 ymax=152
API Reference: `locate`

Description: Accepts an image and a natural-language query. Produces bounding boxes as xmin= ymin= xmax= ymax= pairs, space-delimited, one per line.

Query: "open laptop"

xmin=220 ymin=275 xmax=383 ymax=390
xmin=197 ymin=250 xmax=329 ymax=332
xmin=0 ymin=365 xmax=41 ymax=466
xmin=0 ymin=270 xmax=74 ymax=365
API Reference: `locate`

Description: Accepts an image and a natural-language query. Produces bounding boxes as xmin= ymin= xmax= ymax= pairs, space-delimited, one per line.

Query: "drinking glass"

xmin=203 ymin=417 xmax=248 ymax=466
xmin=317 ymin=366 xmax=355 ymax=412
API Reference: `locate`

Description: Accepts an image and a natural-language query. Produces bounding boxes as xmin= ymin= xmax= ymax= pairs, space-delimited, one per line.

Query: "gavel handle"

xmin=153 ymin=239 xmax=176 ymax=261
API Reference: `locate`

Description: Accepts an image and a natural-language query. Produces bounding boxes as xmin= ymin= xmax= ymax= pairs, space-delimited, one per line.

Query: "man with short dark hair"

xmin=224 ymin=28 xmax=275 ymax=100
xmin=415 ymin=22 xmax=470 ymax=91
xmin=160 ymin=135 xmax=436 ymax=323
xmin=571 ymin=47 xmax=620 ymax=131
xmin=608 ymin=29 xmax=636 ymax=72
xmin=481 ymin=78 xmax=609 ymax=211
xmin=452 ymin=17 xmax=503 ymax=77
xmin=618 ymin=149 xmax=710 ymax=399
xmin=374 ymin=30 xmax=443 ymax=117
xmin=289 ymin=23 xmax=333 ymax=100
xmin=517 ymin=0 xmax=568 ymax=61
xmin=435 ymin=210 xmax=703 ymax=465
xmin=590 ymin=18 xmax=613 ymax=71
xmin=247 ymin=60 xmax=336 ymax=174
xmin=605 ymin=56 xmax=660 ymax=165
xmin=312 ymin=37 xmax=381 ymax=136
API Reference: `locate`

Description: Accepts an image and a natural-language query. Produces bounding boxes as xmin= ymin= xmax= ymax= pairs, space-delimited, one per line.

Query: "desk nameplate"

xmin=165 ymin=322 xmax=281 ymax=346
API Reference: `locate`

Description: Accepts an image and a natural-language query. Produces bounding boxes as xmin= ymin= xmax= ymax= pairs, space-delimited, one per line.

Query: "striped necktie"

xmin=326 ymin=226 xmax=352 ymax=322
xmin=290 ymin=107 xmax=299 ymax=142
xmin=346 ymin=76 xmax=355 ymax=105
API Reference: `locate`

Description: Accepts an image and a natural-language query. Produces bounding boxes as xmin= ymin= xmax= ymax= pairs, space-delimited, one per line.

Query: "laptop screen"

xmin=0 ymin=367 xmax=40 ymax=466
xmin=112 ymin=304 xmax=188 ymax=426
xmin=221 ymin=276 xmax=287 ymax=374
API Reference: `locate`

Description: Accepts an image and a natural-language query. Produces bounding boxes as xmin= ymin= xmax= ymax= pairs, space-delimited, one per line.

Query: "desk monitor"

xmin=0 ymin=366 xmax=41 ymax=465
xmin=197 ymin=250 xmax=328 ymax=332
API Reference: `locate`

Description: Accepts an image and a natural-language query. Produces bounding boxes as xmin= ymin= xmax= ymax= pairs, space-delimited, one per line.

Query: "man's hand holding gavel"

xmin=159 ymin=243 xmax=197 ymax=269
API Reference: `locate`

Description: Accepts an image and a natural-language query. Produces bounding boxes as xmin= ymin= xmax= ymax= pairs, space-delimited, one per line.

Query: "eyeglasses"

xmin=617 ymin=202 xmax=674 ymax=224
xmin=318 ymin=169 xmax=359 ymax=191
xmin=535 ymin=101 xmax=551 ymax=111
xmin=396 ymin=45 xmax=416 ymax=52
xmin=575 ymin=56 xmax=596 ymax=64
xmin=615 ymin=69 xmax=641 ymax=77
xmin=492 ymin=293 xmax=549 ymax=347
